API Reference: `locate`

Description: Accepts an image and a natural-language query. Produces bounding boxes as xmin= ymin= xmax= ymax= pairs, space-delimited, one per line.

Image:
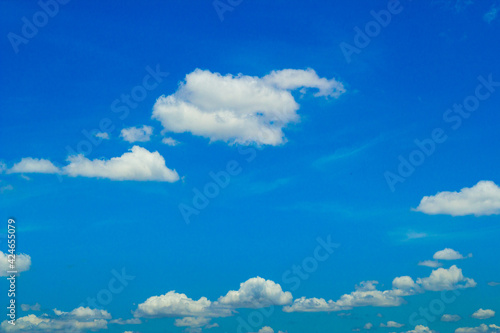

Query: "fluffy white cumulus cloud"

xmin=442 ymin=314 xmax=461 ymax=322
xmin=63 ymin=146 xmax=179 ymax=182
xmin=0 ymin=251 xmax=31 ymax=276
xmin=381 ymin=321 xmax=404 ymax=328
xmin=414 ymin=181 xmax=500 ymax=216
xmin=120 ymin=125 xmax=153 ymax=143
xmin=456 ymin=324 xmax=500 ymax=333
xmin=152 ymin=68 xmax=345 ymax=146
xmin=364 ymin=322 xmax=373 ymax=330
xmin=416 ymin=265 xmax=476 ymax=291
xmin=53 ymin=307 xmax=111 ymax=320
xmin=283 ymin=281 xmax=405 ymax=313
xmin=8 ymin=158 xmax=60 ymax=174
xmin=0 ymin=307 xmax=110 ymax=332
xmin=217 ymin=277 xmax=293 ymax=308
xmin=472 ymin=309 xmax=496 ymax=319
xmin=134 ymin=291 xmax=231 ymax=318
xmin=433 ymin=248 xmax=470 ymax=260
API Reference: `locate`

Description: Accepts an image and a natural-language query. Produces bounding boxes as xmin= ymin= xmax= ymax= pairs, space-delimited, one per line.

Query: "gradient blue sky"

xmin=1 ymin=1 xmax=500 ymax=333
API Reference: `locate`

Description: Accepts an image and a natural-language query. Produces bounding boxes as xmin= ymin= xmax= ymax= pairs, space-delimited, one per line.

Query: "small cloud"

xmin=363 ymin=323 xmax=373 ymax=330
xmin=8 ymin=158 xmax=60 ymax=174
xmin=95 ymin=132 xmax=110 ymax=140
xmin=162 ymin=137 xmax=180 ymax=146
xmin=441 ymin=314 xmax=461 ymax=322
xmin=21 ymin=303 xmax=41 ymax=312
xmin=0 ymin=184 xmax=13 ymax=193
xmin=0 ymin=162 xmax=6 ymax=173
xmin=120 ymin=125 xmax=153 ymax=143
xmin=418 ymin=260 xmax=442 ymax=268
xmin=63 ymin=146 xmax=179 ymax=182
xmin=472 ymin=309 xmax=495 ymax=319
xmin=433 ymin=248 xmax=471 ymax=260
xmin=488 ymin=281 xmax=500 ymax=287
xmin=484 ymin=4 xmax=499 ymax=23
xmin=406 ymin=231 xmax=428 ymax=240
xmin=0 ymin=251 xmax=31 ymax=276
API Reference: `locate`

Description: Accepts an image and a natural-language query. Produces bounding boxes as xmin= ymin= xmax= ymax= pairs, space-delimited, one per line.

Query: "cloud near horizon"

xmin=413 ymin=181 xmax=500 ymax=216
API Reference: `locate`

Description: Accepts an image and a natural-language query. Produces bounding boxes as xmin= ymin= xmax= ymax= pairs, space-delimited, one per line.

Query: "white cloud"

xmin=418 ymin=260 xmax=442 ymax=268
xmin=456 ymin=324 xmax=500 ymax=333
xmin=21 ymin=303 xmax=41 ymax=312
xmin=152 ymin=68 xmax=345 ymax=146
xmin=134 ymin=291 xmax=231 ymax=318
xmin=120 ymin=125 xmax=153 ymax=143
xmin=433 ymin=248 xmax=470 ymax=260
xmin=63 ymin=146 xmax=179 ymax=182
xmin=95 ymin=132 xmax=110 ymax=140
xmin=442 ymin=314 xmax=461 ymax=322
xmin=414 ymin=181 xmax=500 ymax=216
xmin=0 ymin=162 xmax=6 ymax=173
xmin=381 ymin=321 xmax=404 ymax=328
xmin=488 ymin=282 xmax=500 ymax=287
xmin=8 ymin=158 xmax=60 ymax=174
xmin=484 ymin=5 xmax=499 ymax=23
xmin=283 ymin=266 xmax=475 ymax=313
xmin=0 ymin=184 xmax=14 ymax=193
xmin=217 ymin=277 xmax=293 ymax=308
xmin=283 ymin=281 xmax=406 ymax=313
xmin=472 ymin=309 xmax=496 ymax=320
xmin=403 ymin=325 xmax=434 ymax=333
xmin=0 ymin=251 xmax=31 ymax=276
xmin=110 ymin=318 xmax=141 ymax=325
xmin=53 ymin=307 xmax=111 ymax=320
xmin=0 ymin=307 xmax=110 ymax=332
xmin=417 ymin=265 xmax=476 ymax=291
xmin=364 ymin=322 xmax=373 ymax=330
xmin=162 ymin=137 xmax=180 ymax=146
xmin=174 ymin=316 xmax=213 ymax=329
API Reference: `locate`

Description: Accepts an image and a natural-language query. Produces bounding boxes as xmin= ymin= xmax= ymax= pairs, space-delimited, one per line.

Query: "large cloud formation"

xmin=414 ymin=181 xmax=500 ymax=216
xmin=152 ymin=68 xmax=345 ymax=146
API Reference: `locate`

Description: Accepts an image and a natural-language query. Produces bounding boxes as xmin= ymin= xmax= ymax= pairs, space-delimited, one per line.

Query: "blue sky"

xmin=1 ymin=0 xmax=500 ymax=332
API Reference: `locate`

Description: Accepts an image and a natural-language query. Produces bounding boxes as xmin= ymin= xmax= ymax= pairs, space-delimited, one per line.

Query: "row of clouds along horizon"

xmin=4 ymin=248 xmax=497 ymax=332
